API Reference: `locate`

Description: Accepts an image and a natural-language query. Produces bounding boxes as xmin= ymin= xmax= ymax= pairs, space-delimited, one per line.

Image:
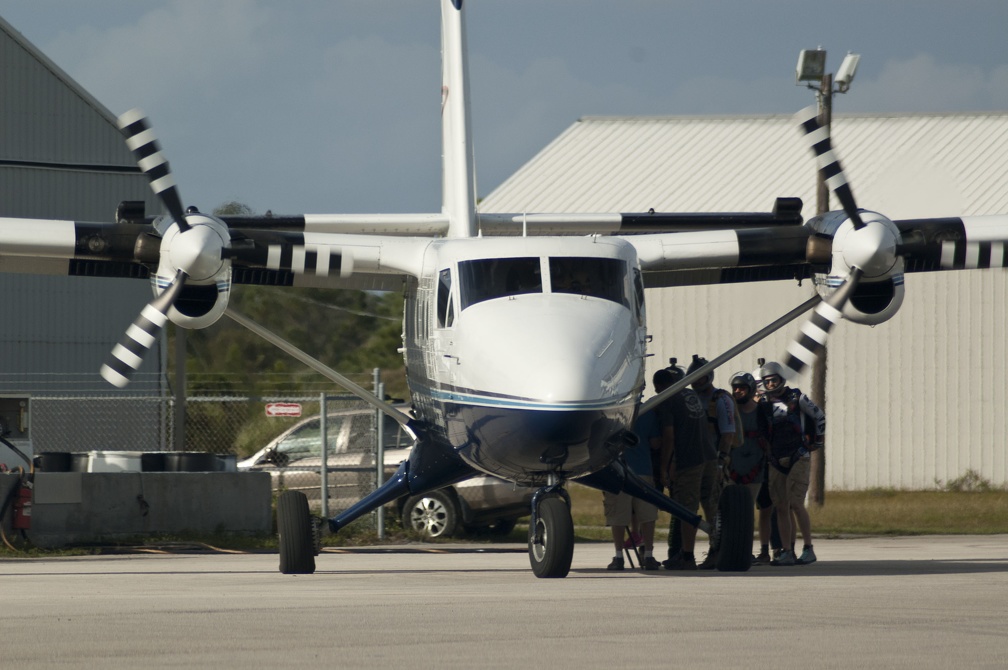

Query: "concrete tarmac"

xmin=2 ymin=535 xmax=1007 ymax=668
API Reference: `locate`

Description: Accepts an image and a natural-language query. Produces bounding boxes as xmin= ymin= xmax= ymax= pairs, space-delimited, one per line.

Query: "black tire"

xmin=402 ymin=490 xmax=459 ymax=539
xmin=277 ymin=490 xmax=316 ymax=574
xmin=527 ymin=496 xmax=574 ymax=578
xmin=716 ymin=484 xmax=754 ymax=572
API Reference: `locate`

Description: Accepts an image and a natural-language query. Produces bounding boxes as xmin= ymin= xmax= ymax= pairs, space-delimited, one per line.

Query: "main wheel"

xmin=527 ymin=496 xmax=574 ymax=578
xmin=716 ymin=484 xmax=754 ymax=572
xmin=277 ymin=490 xmax=316 ymax=574
xmin=402 ymin=490 xmax=459 ymax=539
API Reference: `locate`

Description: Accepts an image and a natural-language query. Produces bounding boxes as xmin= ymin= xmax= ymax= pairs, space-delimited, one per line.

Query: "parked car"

xmin=237 ymin=408 xmax=533 ymax=539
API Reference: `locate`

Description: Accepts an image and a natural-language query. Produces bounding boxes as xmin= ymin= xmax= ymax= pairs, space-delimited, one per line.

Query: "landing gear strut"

xmin=527 ymin=486 xmax=574 ymax=578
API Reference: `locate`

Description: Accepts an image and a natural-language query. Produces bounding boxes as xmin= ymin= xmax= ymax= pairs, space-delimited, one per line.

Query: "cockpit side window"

xmin=549 ymin=257 xmax=629 ymax=307
xmin=459 ymin=257 xmax=542 ymax=310
xmin=437 ymin=268 xmax=455 ymax=328
xmin=633 ymin=268 xmax=645 ymax=323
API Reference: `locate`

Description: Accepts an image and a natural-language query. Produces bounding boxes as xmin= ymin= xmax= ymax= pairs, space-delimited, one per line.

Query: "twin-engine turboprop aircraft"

xmin=2 ymin=0 xmax=1007 ymax=577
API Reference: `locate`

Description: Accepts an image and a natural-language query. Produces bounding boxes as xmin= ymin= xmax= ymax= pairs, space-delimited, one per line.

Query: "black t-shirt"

xmin=655 ymin=388 xmax=716 ymax=470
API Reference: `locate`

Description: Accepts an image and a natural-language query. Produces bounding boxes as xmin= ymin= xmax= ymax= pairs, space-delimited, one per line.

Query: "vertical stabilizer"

xmin=441 ymin=0 xmax=477 ymax=238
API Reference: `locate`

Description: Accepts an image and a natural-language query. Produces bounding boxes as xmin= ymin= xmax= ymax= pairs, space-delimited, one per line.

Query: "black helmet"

xmin=730 ymin=371 xmax=756 ymax=393
xmin=686 ymin=354 xmax=713 ymax=385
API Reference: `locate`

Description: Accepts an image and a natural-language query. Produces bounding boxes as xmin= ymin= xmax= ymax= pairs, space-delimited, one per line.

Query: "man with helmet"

xmin=729 ymin=371 xmax=774 ymax=563
xmin=759 ymin=361 xmax=825 ymax=566
xmin=653 ymin=365 xmax=717 ymax=570
xmin=685 ymin=354 xmax=741 ymax=570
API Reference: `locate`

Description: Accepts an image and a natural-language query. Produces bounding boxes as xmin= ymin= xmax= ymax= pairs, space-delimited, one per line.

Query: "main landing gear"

xmin=527 ymin=484 xmax=575 ymax=578
xmin=277 ymin=490 xmax=320 ymax=575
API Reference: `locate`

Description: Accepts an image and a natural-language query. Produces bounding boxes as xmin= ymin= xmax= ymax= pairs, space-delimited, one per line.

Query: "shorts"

xmin=603 ymin=475 xmax=659 ymax=527
xmin=671 ymin=463 xmax=705 ymax=514
xmin=768 ymin=456 xmax=811 ymax=508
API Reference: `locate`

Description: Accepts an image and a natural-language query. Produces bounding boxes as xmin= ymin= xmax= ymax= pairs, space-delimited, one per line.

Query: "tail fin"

xmin=440 ymin=0 xmax=477 ymax=238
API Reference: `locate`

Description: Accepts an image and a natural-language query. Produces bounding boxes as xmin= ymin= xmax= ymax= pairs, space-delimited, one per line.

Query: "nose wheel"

xmin=527 ymin=489 xmax=574 ymax=578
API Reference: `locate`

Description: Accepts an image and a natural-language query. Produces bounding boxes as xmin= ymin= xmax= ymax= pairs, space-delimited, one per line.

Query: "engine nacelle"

xmin=151 ymin=213 xmax=232 ymax=329
xmin=807 ymin=209 xmax=905 ymax=326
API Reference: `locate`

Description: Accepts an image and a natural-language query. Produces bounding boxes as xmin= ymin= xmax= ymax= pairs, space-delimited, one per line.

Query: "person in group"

xmin=728 ymin=371 xmax=774 ymax=564
xmin=654 ymin=365 xmax=717 ymax=570
xmin=604 ymin=399 xmax=662 ymax=571
xmin=685 ymin=355 xmax=741 ymax=569
xmin=759 ymin=361 xmax=825 ymax=566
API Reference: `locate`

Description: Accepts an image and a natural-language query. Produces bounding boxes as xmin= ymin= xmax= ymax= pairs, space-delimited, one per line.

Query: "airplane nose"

xmin=454 ymin=297 xmax=640 ymax=403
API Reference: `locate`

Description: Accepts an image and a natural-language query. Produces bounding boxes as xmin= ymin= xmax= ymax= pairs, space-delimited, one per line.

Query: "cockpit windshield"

xmin=549 ymin=257 xmax=629 ymax=307
xmin=459 ymin=257 xmax=543 ymax=310
xmin=457 ymin=255 xmax=629 ymax=311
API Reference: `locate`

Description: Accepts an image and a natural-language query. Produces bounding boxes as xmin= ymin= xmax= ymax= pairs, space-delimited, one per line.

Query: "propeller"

xmin=781 ymin=107 xmax=879 ymax=377
xmin=100 ymin=269 xmax=186 ymax=387
xmin=100 ymin=110 xmax=205 ymax=387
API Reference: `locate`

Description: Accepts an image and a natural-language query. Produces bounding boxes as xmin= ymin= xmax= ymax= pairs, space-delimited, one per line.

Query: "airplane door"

xmin=431 ymin=267 xmax=458 ymax=385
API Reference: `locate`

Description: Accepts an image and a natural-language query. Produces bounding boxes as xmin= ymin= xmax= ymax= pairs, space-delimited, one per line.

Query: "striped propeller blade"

xmin=795 ymin=105 xmax=864 ymax=230
xmin=100 ymin=270 xmax=187 ymax=388
xmin=782 ymin=268 xmax=863 ymax=377
xmin=118 ymin=108 xmax=189 ymax=232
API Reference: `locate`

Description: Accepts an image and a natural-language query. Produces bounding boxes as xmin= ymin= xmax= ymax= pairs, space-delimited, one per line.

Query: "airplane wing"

xmin=0 ymin=215 xmax=431 ymax=291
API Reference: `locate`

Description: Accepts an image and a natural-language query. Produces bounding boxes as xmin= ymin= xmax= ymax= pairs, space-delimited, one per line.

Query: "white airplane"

xmin=3 ymin=0 xmax=1008 ymax=578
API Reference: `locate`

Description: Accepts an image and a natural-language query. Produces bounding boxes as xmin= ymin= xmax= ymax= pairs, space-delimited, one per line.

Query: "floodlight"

xmin=796 ymin=49 xmax=826 ymax=84
xmin=835 ymin=52 xmax=861 ymax=92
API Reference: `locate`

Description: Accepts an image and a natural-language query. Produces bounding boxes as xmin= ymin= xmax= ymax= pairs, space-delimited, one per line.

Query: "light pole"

xmin=795 ymin=48 xmax=860 ymax=505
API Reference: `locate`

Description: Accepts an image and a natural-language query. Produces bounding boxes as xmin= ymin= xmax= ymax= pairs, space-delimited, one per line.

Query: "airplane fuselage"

xmin=403 ymin=236 xmax=647 ymax=486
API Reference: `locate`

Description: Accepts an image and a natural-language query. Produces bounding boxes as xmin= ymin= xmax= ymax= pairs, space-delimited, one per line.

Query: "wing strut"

xmin=639 ymin=293 xmax=822 ymax=415
xmin=224 ymin=308 xmax=413 ymax=430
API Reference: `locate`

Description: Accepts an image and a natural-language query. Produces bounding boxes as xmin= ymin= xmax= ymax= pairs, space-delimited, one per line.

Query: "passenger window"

xmin=437 ymin=268 xmax=455 ymax=328
xmin=459 ymin=257 xmax=542 ymax=310
xmin=549 ymin=257 xmax=629 ymax=307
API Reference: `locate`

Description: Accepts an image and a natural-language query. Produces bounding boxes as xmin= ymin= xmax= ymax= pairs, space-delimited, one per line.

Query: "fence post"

xmin=320 ymin=392 xmax=329 ymax=518
xmin=373 ymin=368 xmax=383 ymax=538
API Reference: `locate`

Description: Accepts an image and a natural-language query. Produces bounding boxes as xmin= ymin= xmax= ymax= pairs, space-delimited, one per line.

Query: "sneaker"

xmin=752 ymin=551 xmax=771 ymax=565
xmin=663 ymin=555 xmax=697 ymax=571
xmin=606 ymin=556 xmax=624 ymax=571
xmin=771 ymin=550 xmax=796 ymax=566
xmin=771 ymin=548 xmax=782 ymax=561
xmin=623 ymin=531 xmax=643 ymax=549
xmin=697 ymin=550 xmax=719 ymax=570
xmin=797 ymin=546 xmax=817 ymax=565
xmin=641 ymin=556 xmax=661 ymax=571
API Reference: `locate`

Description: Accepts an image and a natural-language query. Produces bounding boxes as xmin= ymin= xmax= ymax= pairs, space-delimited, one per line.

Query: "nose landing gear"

xmin=527 ymin=484 xmax=574 ymax=578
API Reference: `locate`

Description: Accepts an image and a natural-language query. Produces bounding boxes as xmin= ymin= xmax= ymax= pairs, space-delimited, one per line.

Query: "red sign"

xmin=265 ymin=402 xmax=302 ymax=417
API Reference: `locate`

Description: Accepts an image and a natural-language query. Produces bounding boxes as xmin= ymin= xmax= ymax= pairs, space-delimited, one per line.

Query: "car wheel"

xmin=402 ymin=490 xmax=459 ymax=539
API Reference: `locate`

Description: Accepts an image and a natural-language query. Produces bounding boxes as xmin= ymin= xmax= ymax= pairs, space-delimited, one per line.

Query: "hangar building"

xmin=481 ymin=112 xmax=1008 ymax=490
xmin=0 ymin=16 xmax=167 ymax=455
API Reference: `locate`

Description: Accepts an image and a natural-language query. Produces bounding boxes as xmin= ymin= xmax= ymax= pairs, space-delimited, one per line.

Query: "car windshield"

xmin=458 ymin=257 xmax=542 ymax=310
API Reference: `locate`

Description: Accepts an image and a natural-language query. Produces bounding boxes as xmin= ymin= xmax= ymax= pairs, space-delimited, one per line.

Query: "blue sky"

xmin=2 ymin=0 xmax=1007 ymax=216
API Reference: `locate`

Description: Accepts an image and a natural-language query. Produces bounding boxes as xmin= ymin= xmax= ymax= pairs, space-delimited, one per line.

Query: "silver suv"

xmin=237 ymin=408 xmax=533 ymax=539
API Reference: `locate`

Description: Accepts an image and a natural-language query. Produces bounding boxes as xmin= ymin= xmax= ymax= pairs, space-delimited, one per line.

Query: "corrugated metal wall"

xmin=1 ymin=17 xmax=166 ymax=451
xmin=482 ymin=113 xmax=1008 ymax=490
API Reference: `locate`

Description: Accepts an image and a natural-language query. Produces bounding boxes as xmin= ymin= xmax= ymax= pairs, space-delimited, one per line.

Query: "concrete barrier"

xmin=1 ymin=471 xmax=272 ymax=548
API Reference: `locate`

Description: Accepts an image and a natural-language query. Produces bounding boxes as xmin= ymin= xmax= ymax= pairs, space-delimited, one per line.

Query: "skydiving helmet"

xmin=686 ymin=354 xmax=713 ymax=386
xmin=758 ymin=361 xmax=787 ymax=397
xmin=730 ymin=371 xmax=757 ymax=403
